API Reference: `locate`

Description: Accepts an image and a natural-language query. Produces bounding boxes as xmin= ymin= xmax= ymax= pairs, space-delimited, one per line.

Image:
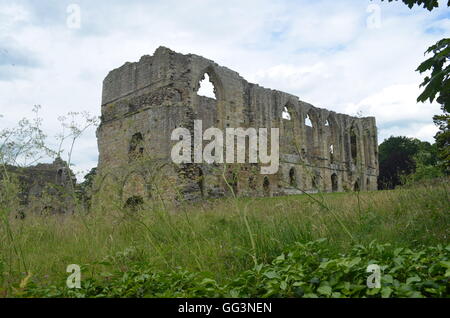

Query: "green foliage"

xmin=1 ymin=181 xmax=449 ymax=298
xmin=21 ymin=240 xmax=450 ymax=298
xmin=417 ymin=38 xmax=450 ymax=113
xmin=76 ymin=167 xmax=97 ymax=208
xmin=378 ymin=136 xmax=445 ymax=188
xmin=378 ymin=136 xmax=421 ymax=188
xmin=404 ymin=141 xmax=444 ymax=182
xmin=81 ymin=168 xmax=97 ymax=189
xmin=433 ymin=112 xmax=450 ymax=174
xmin=378 ymin=0 xmax=448 ymax=11
xmin=417 ymin=38 xmax=450 ymax=173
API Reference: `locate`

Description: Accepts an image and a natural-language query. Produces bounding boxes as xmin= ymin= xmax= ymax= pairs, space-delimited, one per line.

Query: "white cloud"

xmin=379 ymin=123 xmax=439 ymax=143
xmin=0 ymin=3 xmax=30 ymax=32
xmin=346 ymin=83 xmax=441 ymax=125
xmin=0 ymin=0 xmax=448 ymax=179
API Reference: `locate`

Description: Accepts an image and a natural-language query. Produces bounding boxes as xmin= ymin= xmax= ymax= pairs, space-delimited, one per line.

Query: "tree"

xmin=77 ymin=167 xmax=97 ymax=210
xmin=408 ymin=141 xmax=444 ymax=182
xmin=378 ymin=136 xmax=421 ymax=189
xmin=379 ymin=136 xmax=443 ymax=188
xmin=417 ymin=39 xmax=450 ymax=113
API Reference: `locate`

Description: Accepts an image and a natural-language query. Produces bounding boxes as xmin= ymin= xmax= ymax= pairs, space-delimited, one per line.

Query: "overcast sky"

xmin=1 ymin=0 xmax=449 ymax=179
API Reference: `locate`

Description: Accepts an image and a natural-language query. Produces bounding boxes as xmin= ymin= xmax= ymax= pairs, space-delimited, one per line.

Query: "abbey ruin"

xmin=4 ymin=157 xmax=76 ymax=215
xmin=94 ymin=46 xmax=378 ymax=205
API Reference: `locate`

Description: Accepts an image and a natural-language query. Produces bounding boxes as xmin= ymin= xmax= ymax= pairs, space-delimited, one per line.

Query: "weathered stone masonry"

xmin=4 ymin=157 xmax=76 ymax=214
xmin=95 ymin=46 xmax=378 ymax=204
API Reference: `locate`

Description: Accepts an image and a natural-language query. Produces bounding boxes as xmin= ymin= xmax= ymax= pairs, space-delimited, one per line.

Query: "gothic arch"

xmin=197 ymin=167 xmax=205 ymax=197
xmin=289 ymin=167 xmax=297 ymax=187
xmin=226 ymin=170 xmax=239 ymax=195
xmin=354 ymin=178 xmax=360 ymax=192
xmin=129 ymin=132 xmax=145 ymax=161
xmin=281 ymin=101 xmax=300 ymax=153
xmin=304 ymin=108 xmax=320 ymax=157
xmin=331 ymin=173 xmax=338 ymax=192
xmin=94 ymin=173 xmax=121 ymax=211
xmin=248 ymin=175 xmax=256 ymax=190
xmin=312 ymin=175 xmax=319 ymax=190
xmin=93 ymin=172 xmax=119 ymax=194
xmin=364 ymin=129 xmax=373 ymax=168
xmin=325 ymin=113 xmax=341 ymax=163
xmin=121 ymin=171 xmax=148 ymax=202
xmin=348 ymin=122 xmax=362 ymax=164
xmin=263 ymin=176 xmax=270 ymax=196
xmin=194 ymin=66 xmax=225 ymax=101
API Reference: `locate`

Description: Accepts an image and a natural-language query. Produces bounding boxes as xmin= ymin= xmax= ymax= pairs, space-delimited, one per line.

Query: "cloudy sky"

xmin=1 ymin=0 xmax=449 ymax=179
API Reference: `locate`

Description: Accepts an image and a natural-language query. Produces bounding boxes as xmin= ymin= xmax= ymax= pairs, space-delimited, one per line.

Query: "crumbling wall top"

xmin=101 ymin=46 xmax=376 ymax=124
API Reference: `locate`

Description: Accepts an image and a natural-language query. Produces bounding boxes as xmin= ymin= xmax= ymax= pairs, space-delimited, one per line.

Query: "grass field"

xmin=0 ymin=179 xmax=449 ymax=297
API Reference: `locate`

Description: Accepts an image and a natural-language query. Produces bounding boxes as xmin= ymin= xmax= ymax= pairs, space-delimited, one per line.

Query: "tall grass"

xmin=0 ymin=179 xmax=449 ymax=295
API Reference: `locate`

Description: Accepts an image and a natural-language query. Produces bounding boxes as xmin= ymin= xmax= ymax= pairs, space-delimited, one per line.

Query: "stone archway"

xmin=95 ymin=173 xmax=121 ymax=212
xmin=122 ymin=172 xmax=147 ymax=205
xmin=326 ymin=114 xmax=341 ymax=164
xmin=263 ymin=176 xmax=270 ymax=196
xmin=289 ymin=167 xmax=296 ymax=187
xmin=304 ymin=109 xmax=320 ymax=158
xmin=331 ymin=173 xmax=338 ymax=192
xmin=354 ymin=179 xmax=360 ymax=192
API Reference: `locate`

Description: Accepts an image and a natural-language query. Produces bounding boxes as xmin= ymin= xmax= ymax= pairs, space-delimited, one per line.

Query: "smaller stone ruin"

xmin=3 ymin=157 xmax=76 ymax=215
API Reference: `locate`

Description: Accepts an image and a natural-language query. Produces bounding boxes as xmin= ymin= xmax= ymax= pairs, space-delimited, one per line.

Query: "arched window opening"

xmin=124 ymin=195 xmax=144 ymax=212
xmin=325 ymin=120 xmax=330 ymax=126
xmin=312 ymin=175 xmax=319 ymax=190
xmin=263 ymin=176 xmax=270 ymax=195
xmin=354 ymin=179 xmax=360 ymax=192
xmin=227 ymin=171 xmax=238 ymax=195
xmin=289 ymin=168 xmax=296 ymax=187
xmin=329 ymin=144 xmax=335 ymax=163
xmin=364 ymin=130 xmax=371 ymax=166
xmin=350 ymin=127 xmax=357 ymax=163
xmin=198 ymin=168 xmax=205 ymax=197
xmin=129 ymin=133 xmax=144 ymax=160
xmin=282 ymin=106 xmax=295 ymax=154
xmin=282 ymin=107 xmax=292 ymax=120
xmin=249 ymin=176 xmax=256 ymax=190
xmin=305 ymin=114 xmax=313 ymax=127
xmin=56 ymin=169 xmax=64 ymax=184
xmin=197 ymin=73 xmax=216 ymax=99
xmin=366 ymin=177 xmax=370 ymax=190
xmin=331 ymin=173 xmax=338 ymax=192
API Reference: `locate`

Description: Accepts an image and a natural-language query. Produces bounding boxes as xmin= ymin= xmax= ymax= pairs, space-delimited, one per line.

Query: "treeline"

xmin=378 ymin=136 xmax=447 ymax=190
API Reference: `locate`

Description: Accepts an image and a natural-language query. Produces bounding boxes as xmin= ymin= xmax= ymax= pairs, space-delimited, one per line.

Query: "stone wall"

xmin=4 ymin=157 xmax=76 ymax=215
xmin=95 ymin=46 xmax=378 ymax=204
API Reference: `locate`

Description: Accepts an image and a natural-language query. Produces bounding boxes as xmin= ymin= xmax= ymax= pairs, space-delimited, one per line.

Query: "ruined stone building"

xmin=4 ymin=157 xmax=76 ymax=214
xmin=94 ymin=47 xmax=378 ymax=205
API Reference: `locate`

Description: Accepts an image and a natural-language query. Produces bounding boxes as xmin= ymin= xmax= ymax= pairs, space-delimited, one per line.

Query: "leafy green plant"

xmin=21 ymin=239 xmax=449 ymax=298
